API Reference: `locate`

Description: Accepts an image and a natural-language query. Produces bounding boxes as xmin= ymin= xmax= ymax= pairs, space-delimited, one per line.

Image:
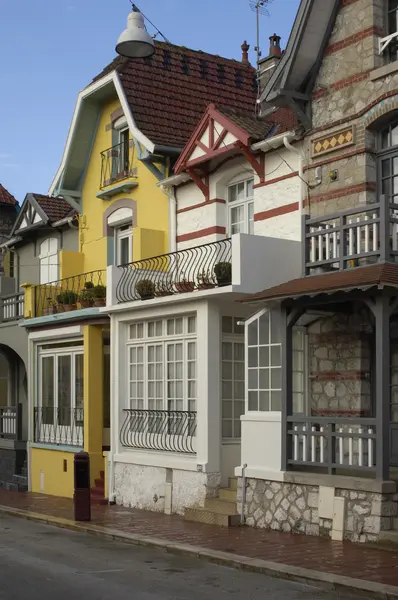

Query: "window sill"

xmin=370 ymin=60 xmax=398 ymax=81
xmin=241 ymin=412 xmax=281 ymax=423
xmin=30 ymin=442 xmax=82 ymax=453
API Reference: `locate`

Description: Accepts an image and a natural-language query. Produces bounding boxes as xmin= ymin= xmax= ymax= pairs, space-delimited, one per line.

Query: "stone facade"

xmin=238 ymin=477 xmax=398 ymax=542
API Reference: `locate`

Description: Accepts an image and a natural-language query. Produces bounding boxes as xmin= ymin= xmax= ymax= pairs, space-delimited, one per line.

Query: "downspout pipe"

xmin=160 ymin=184 xmax=177 ymax=253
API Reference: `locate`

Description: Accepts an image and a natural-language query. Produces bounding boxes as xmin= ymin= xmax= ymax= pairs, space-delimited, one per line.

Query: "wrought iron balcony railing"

xmin=303 ymin=195 xmax=398 ymax=275
xmin=0 ymin=293 xmax=24 ymax=322
xmin=31 ymin=270 xmax=105 ymax=318
xmin=116 ymin=239 xmax=232 ymax=303
xmin=34 ymin=406 xmax=84 ymax=447
xmin=100 ymin=141 xmax=136 ymax=189
xmin=120 ymin=409 xmax=197 ymax=454
xmin=0 ymin=404 xmax=22 ymax=440
xmin=287 ymin=416 xmax=376 ymax=474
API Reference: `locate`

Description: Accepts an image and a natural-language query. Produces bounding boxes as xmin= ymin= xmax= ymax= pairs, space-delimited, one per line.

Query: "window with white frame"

xmin=39 ymin=237 xmax=58 ymax=284
xmin=227 ymin=178 xmax=254 ymax=235
xmin=221 ymin=316 xmax=245 ymax=440
xmin=36 ymin=341 xmax=84 ymax=446
xmin=115 ymin=224 xmax=133 ymax=266
xmin=292 ymin=328 xmax=307 ymax=414
xmin=388 ymin=0 xmax=398 ymax=62
xmin=127 ymin=315 xmax=197 ymax=415
xmin=247 ymin=308 xmax=282 ymax=411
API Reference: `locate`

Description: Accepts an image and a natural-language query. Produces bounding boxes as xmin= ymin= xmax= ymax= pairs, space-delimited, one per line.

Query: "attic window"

xmin=217 ymin=64 xmax=225 ymax=83
xmin=200 ymin=59 xmax=208 ymax=78
xmin=163 ymin=49 xmax=171 ymax=68
xmin=182 ymin=55 xmax=190 ymax=75
xmin=235 ymin=69 xmax=243 ymax=89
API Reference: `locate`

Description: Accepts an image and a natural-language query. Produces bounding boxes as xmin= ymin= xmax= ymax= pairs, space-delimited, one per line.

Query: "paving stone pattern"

xmin=3 ymin=490 xmax=398 ymax=587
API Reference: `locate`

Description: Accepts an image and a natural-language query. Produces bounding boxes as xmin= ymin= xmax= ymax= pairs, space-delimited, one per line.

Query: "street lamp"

xmin=116 ymin=4 xmax=155 ymax=59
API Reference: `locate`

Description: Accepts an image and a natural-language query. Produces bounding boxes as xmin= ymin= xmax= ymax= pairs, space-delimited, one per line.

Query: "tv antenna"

xmin=249 ymin=0 xmax=272 ymax=66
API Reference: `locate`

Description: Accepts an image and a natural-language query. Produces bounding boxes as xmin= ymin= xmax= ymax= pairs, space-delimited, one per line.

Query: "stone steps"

xmin=184 ymin=480 xmax=239 ymax=527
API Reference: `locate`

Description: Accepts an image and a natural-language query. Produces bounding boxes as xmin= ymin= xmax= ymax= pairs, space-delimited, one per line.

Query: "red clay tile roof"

xmin=92 ymin=41 xmax=297 ymax=148
xmin=242 ymin=263 xmax=398 ymax=303
xmin=32 ymin=194 xmax=76 ymax=223
xmin=0 ymin=184 xmax=17 ymax=206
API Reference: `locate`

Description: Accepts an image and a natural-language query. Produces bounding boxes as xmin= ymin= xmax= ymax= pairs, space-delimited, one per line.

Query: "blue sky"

xmin=0 ymin=0 xmax=300 ymax=204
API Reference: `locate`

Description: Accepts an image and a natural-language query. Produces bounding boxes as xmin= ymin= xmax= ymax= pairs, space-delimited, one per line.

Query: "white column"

xmin=196 ymin=301 xmax=221 ymax=474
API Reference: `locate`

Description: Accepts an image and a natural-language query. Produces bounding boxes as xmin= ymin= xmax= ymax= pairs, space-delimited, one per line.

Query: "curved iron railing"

xmin=120 ymin=409 xmax=196 ymax=454
xmin=34 ymin=406 xmax=84 ymax=447
xmin=100 ymin=140 xmax=136 ymax=189
xmin=116 ymin=238 xmax=232 ymax=303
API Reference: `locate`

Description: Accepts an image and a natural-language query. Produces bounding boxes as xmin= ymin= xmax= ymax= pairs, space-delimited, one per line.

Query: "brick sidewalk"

xmin=2 ymin=490 xmax=398 ymax=588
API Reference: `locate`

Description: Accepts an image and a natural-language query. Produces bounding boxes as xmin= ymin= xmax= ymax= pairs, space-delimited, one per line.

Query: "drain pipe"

xmin=160 ymin=184 xmax=177 ymax=253
xmin=240 ymin=463 xmax=248 ymax=524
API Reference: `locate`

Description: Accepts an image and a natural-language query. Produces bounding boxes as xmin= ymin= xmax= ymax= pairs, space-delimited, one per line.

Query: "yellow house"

xmin=22 ymin=57 xmax=174 ymax=499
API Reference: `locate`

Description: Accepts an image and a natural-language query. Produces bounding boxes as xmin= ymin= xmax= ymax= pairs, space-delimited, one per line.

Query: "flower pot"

xmin=79 ymin=300 xmax=93 ymax=309
xmin=62 ymin=304 xmax=77 ymax=312
xmin=93 ymin=298 xmax=106 ymax=307
xmin=43 ymin=307 xmax=57 ymax=315
xmin=138 ymin=291 xmax=155 ymax=301
xmin=216 ymin=276 xmax=231 ymax=287
xmin=175 ymin=281 xmax=195 ymax=293
xmin=197 ymin=282 xmax=215 ymax=290
xmin=155 ymin=290 xmax=173 ymax=297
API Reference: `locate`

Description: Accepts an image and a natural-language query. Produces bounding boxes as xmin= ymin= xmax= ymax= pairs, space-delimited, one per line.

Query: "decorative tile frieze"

xmin=312 ymin=127 xmax=355 ymax=157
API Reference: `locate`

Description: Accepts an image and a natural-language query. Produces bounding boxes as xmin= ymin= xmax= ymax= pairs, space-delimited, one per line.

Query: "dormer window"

xmin=380 ymin=1 xmax=398 ymax=61
xmin=227 ymin=178 xmax=254 ymax=235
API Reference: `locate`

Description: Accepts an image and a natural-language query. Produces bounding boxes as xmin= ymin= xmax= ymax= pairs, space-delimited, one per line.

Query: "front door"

xmin=390 ymin=340 xmax=398 ymax=465
xmin=221 ymin=317 xmax=245 ymax=486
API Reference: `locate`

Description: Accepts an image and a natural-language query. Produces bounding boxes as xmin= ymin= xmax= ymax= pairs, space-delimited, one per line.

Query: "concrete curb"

xmin=1 ymin=504 xmax=398 ymax=599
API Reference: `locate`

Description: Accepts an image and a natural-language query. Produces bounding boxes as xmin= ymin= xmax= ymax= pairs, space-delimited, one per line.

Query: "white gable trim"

xmin=49 ymin=70 xmax=155 ymax=196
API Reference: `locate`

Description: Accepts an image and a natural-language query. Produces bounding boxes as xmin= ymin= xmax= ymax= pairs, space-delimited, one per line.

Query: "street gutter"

xmin=0 ymin=504 xmax=397 ymax=600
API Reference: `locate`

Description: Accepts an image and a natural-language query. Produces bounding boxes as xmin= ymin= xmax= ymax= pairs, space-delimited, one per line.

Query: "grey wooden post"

xmin=375 ymin=295 xmax=390 ymax=480
xmin=379 ymin=195 xmax=389 ymax=262
xmin=302 ymin=215 xmax=310 ymax=276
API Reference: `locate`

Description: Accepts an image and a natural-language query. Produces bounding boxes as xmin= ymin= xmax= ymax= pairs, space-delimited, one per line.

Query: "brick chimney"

xmin=258 ymin=33 xmax=282 ymax=91
xmin=241 ymin=40 xmax=250 ymax=65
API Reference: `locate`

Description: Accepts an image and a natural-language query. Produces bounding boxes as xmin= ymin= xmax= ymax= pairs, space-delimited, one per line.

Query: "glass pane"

xmin=176 ymin=381 xmax=183 ymax=398
xmin=382 ymin=159 xmax=391 ymax=178
xmin=237 ymin=182 xmax=245 ymax=200
xmin=167 ymin=345 xmax=174 ymax=361
xmin=246 ymin=179 xmax=254 ymax=197
xmin=175 ymin=344 xmax=183 ymax=360
xmin=248 ymin=369 xmax=258 ymax=389
xmin=137 ymin=323 xmax=144 ymax=339
xmin=271 ymin=391 xmax=282 ymax=411
xmin=222 ymin=420 xmax=233 ymax=438
xmin=156 ymin=345 xmax=162 ymax=361
xmin=394 ymin=176 xmax=398 ymax=195
xmin=234 ymin=419 xmax=241 ymax=438
xmin=119 ymin=236 xmax=130 ymax=266
xmin=259 ymin=390 xmax=269 ymax=411
xmin=156 ymin=321 xmax=162 ymax=336
xmin=58 ymin=355 xmax=71 ymax=425
xmin=42 ymin=357 xmax=54 ymax=416
xmin=188 ymin=316 xmax=196 ymax=333
xmin=222 ymin=342 xmax=233 ymax=360
xmin=293 ymin=392 xmax=304 ymax=414
xmin=392 ymin=124 xmax=398 ymax=147
xmin=148 ymin=346 xmax=155 ymax=362
xmin=228 ymin=185 xmax=237 ymax=203
xmin=390 ymin=9 xmax=398 ymax=35
xmin=222 ymin=362 xmax=233 ymax=379
xmin=167 ymin=319 xmax=175 ymax=335
xmin=222 ymin=381 xmax=233 ymax=399
xmin=270 ymin=309 xmax=281 ymax=342
xmin=248 ymin=347 xmax=258 ymax=368
xmin=222 ymin=400 xmax=233 ymax=418
xmin=137 ymin=347 xmax=144 ymax=362
xmin=75 ymin=354 xmax=84 ymax=412
xmin=271 ymin=368 xmax=282 ymax=390
xmin=175 ymin=318 xmax=183 ymax=334
xmin=234 ymin=362 xmax=244 ymax=381
xmin=259 ymin=346 xmax=269 ymax=367
xmin=234 ymin=342 xmax=244 ymax=361
xmin=259 ymin=312 xmax=269 ymax=345
xmin=248 ymin=321 xmax=258 ymax=346
xmin=188 ymin=381 xmax=196 ymax=399
xmin=129 ymin=324 xmax=137 ymax=339
xmin=234 ymin=381 xmax=244 ymax=399
xmin=148 ymin=364 xmax=155 ymax=380
xmin=188 ymin=361 xmax=196 ymax=379
xmin=394 ymin=156 xmax=398 ymax=175
xmin=176 ymin=362 xmax=183 ymax=379
xmin=271 ymin=345 xmax=281 ymax=367
xmin=382 ymin=128 xmax=390 ymax=149
xmin=188 ymin=342 xmax=196 ymax=361
xmin=222 ymin=316 xmax=233 ymax=333
xmin=248 ymin=391 xmax=258 ymax=411
xmin=167 ymin=363 xmax=175 ymax=379
xmin=259 ymin=368 xmax=269 ymax=390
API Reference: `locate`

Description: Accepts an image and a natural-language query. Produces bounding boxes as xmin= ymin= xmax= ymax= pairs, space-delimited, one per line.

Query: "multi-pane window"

xmin=115 ymin=224 xmax=132 ymax=266
xmin=247 ymin=309 xmax=282 ymax=411
xmin=37 ymin=341 xmax=84 ymax=445
xmin=292 ymin=329 xmax=306 ymax=414
xmin=228 ymin=179 xmax=254 ymax=235
xmin=39 ymin=237 xmax=58 ymax=284
xmin=380 ymin=121 xmax=398 ymax=206
xmin=222 ymin=316 xmax=245 ymax=439
xmin=127 ymin=316 xmax=197 ymax=414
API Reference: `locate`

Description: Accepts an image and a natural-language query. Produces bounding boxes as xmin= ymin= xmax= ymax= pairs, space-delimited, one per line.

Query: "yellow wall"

xmin=80 ymin=97 xmax=169 ymax=273
xmin=60 ymin=250 xmax=84 ymax=279
xmin=31 ymin=448 xmax=75 ymax=498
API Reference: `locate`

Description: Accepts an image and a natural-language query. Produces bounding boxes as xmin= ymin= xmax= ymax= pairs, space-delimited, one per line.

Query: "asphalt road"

xmin=0 ymin=514 xmax=361 ymax=600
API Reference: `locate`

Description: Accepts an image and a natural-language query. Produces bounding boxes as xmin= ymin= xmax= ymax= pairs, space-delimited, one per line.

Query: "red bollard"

xmin=74 ymin=451 xmax=91 ymax=522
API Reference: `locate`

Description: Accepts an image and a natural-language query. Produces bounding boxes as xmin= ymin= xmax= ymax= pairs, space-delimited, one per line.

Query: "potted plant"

xmin=197 ymin=270 xmax=215 ymax=290
xmin=214 ymin=261 xmax=232 ymax=286
xmin=92 ymin=285 xmax=107 ymax=307
xmin=175 ymin=276 xmax=195 ymax=293
xmin=79 ymin=289 xmax=94 ymax=308
xmin=155 ymin=281 xmax=174 ymax=297
xmin=43 ymin=298 xmax=57 ymax=316
xmin=136 ymin=279 xmax=155 ymax=300
xmin=57 ymin=291 xmax=78 ymax=312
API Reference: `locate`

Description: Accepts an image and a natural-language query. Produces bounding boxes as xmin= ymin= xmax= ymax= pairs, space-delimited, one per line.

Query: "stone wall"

xmin=308 ymin=311 xmax=372 ymax=416
xmin=238 ymin=477 xmax=397 ymax=542
xmin=114 ymin=462 xmax=220 ymax=515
